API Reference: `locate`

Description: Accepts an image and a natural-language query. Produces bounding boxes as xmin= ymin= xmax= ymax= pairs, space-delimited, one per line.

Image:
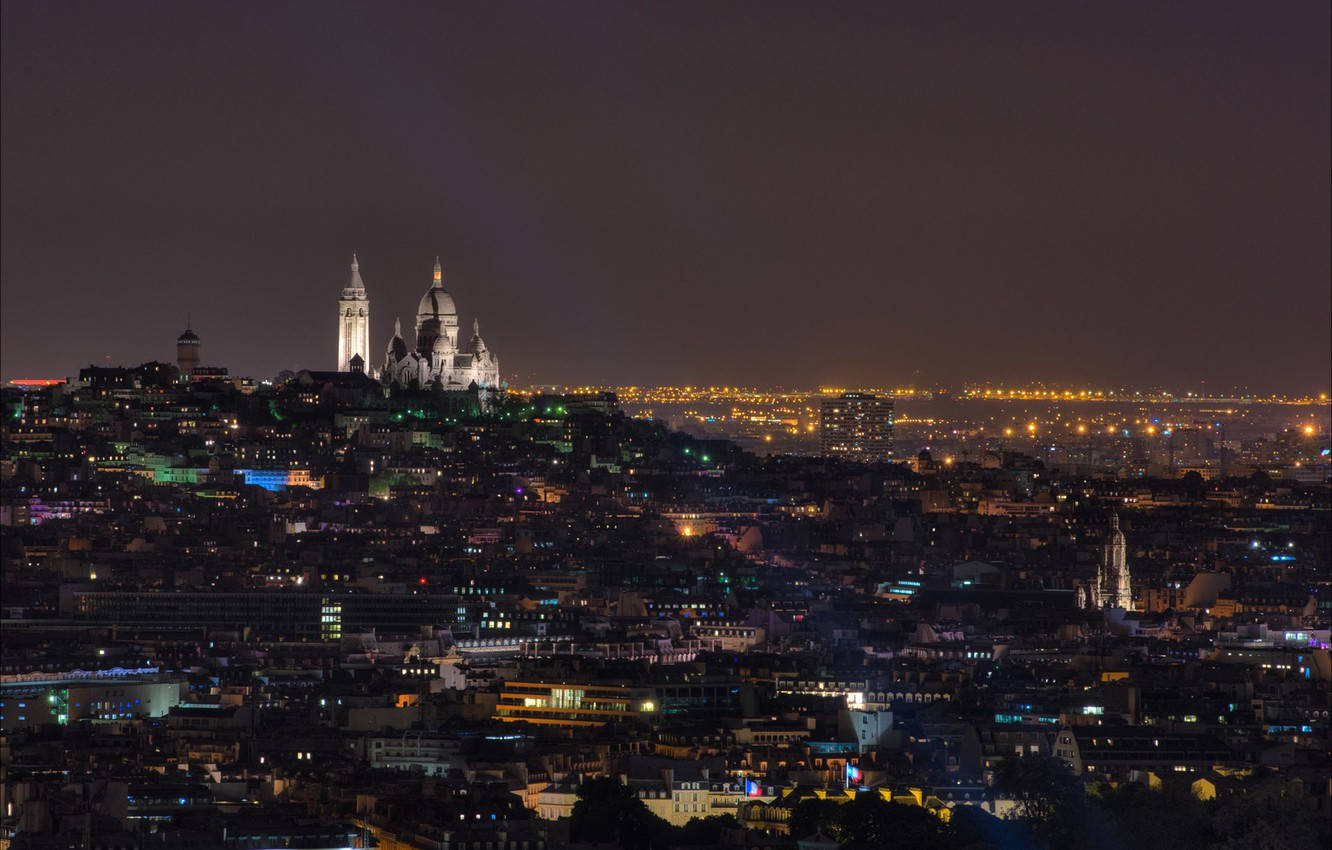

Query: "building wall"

xmin=338 ymin=299 xmax=370 ymax=373
xmin=820 ymin=393 xmax=894 ymax=463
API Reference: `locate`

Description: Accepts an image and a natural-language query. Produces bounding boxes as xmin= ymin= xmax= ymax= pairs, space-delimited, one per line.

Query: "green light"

xmin=701 ymin=455 xmax=710 ymax=462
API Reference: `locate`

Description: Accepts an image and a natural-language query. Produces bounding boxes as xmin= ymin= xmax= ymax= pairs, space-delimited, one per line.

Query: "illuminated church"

xmin=1097 ymin=513 xmax=1132 ymax=609
xmin=1076 ymin=514 xmax=1133 ymax=611
xmin=335 ymin=256 xmax=500 ymax=390
xmin=336 ymin=256 xmax=371 ymax=374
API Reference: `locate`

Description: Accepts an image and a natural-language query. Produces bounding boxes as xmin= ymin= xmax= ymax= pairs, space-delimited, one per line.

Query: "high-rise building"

xmin=176 ymin=326 xmax=200 ymax=379
xmin=337 ymin=254 xmax=371 ymax=373
xmin=820 ymin=392 xmax=894 ymax=463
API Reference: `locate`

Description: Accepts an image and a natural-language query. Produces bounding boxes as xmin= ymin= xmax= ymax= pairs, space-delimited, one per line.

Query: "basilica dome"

xmin=416 ymin=258 xmax=456 ymax=320
xmin=417 ymin=285 xmax=456 ymax=320
xmin=376 ymin=254 xmax=499 ymax=392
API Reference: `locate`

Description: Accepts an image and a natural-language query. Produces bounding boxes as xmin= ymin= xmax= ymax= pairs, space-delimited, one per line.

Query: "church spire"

xmin=433 ymin=257 xmax=442 ymax=284
xmin=346 ymin=254 xmax=365 ymax=293
xmin=394 ymin=316 xmax=402 ymax=338
xmin=472 ymin=318 xmax=480 ymax=335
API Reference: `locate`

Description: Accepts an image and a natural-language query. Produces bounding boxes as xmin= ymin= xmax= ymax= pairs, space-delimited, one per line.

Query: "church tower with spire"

xmin=1099 ymin=513 xmax=1132 ymax=609
xmin=337 ymin=254 xmax=371 ymax=373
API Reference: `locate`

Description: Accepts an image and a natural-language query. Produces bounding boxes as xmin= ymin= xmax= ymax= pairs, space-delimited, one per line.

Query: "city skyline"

xmin=3 ymin=254 xmax=1331 ymax=398
xmin=3 ymin=5 xmax=1328 ymax=847
xmin=2 ymin=2 xmax=1329 ymax=391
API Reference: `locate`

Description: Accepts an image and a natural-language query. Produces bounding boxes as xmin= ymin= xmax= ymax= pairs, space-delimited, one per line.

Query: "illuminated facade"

xmin=1099 ymin=513 xmax=1132 ymax=609
xmin=336 ymin=255 xmax=371 ymax=373
xmin=1085 ymin=514 xmax=1132 ymax=610
xmin=0 ymin=675 xmax=185 ymax=733
xmin=380 ymin=258 xmax=500 ymax=391
xmin=495 ymin=681 xmax=642 ymax=727
xmin=820 ymin=392 xmax=894 ymax=462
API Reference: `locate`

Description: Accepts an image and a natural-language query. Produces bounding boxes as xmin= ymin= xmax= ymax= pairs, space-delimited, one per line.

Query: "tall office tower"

xmin=176 ymin=326 xmax=200 ymax=379
xmin=820 ymin=392 xmax=894 ymax=463
xmin=1168 ymin=426 xmax=1209 ymax=469
xmin=337 ymin=254 xmax=371 ymax=373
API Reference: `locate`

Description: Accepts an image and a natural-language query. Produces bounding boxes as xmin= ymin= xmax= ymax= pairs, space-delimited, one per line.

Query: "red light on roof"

xmin=419 ymin=577 xmax=428 ymax=585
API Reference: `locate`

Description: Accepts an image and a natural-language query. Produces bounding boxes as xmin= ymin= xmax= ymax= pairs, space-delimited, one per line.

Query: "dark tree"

xmin=786 ymin=798 xmax=844 ymax=840
xmin=835 ymin=794 xmax=948 ymax=850
xmin=678 ymin=814 xmax=741 ymax=846
xmin=568 ymin=777 xmax=670 ymax=850
xmin=1180 ymin=469 xmax=1206 ymax=499
xmin=948 ymin=804 xmax=1033 ymax=850
xmin=994 ymin=755 xmax=1091 ymax=849
xmin=787 ymin=794 xmax=949 ymax=849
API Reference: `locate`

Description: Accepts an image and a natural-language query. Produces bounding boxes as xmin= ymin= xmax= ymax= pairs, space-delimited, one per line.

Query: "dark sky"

xmin=2 ymin=2 xmax=1328 ymax=391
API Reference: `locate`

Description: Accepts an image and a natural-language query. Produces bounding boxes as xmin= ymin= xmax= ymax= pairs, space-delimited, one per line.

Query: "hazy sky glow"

xmin=2 ymin=1 xmax=1328 ymax=391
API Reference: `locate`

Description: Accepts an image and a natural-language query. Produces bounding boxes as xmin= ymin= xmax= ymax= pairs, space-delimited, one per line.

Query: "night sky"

xmin=2 ymin=2 xmax=1328 ymax=391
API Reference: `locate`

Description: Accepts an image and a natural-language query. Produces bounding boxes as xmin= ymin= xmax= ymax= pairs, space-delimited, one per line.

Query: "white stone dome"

xmin=416 ymin=258 xmax=457 ymax=320
xmin=417 ymin=285 xmax=456 ymax=320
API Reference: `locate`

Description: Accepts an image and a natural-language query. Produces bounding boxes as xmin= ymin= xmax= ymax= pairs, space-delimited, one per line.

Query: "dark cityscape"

xmin=2 ymin=3 xmax=1329 ymax=850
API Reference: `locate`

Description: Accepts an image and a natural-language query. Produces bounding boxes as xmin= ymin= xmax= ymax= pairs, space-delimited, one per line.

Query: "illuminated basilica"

xmin=335 ymin=256 xmax=500 ymax=391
